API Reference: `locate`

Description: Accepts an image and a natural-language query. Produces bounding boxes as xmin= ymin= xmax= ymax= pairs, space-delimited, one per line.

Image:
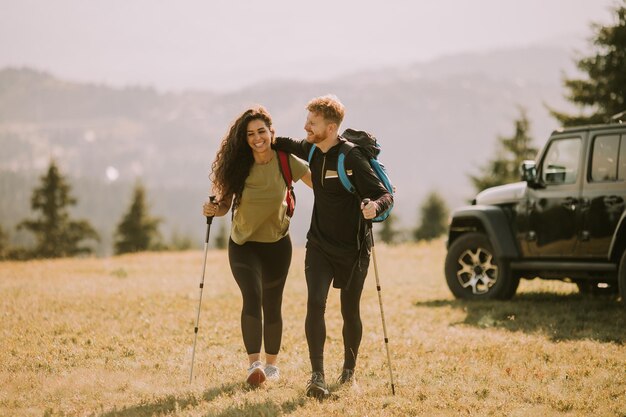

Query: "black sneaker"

xmin=338 ymin=368 xmax=355 ymax=385
xmin=306 ymin=371 xmax=330 ymax=398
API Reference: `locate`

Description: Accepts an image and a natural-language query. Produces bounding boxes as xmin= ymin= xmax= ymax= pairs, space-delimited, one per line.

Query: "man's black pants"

xmin=304 ymin=244 xmax=370 ymax=374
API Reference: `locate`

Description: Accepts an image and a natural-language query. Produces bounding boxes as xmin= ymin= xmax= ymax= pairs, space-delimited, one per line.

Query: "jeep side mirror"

xmin=520 ymin=160 xmax=537 ymax=183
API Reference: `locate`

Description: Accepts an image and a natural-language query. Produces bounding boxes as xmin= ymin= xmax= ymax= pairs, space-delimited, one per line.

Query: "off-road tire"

xmin=445 ymin=232 xmax=519 ymax=300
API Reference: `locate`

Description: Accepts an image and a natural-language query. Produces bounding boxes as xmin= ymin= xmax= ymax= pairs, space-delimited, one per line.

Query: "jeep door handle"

xmin=561 ymin=197 xmax=577 ymax=211
xmin=604 ymin=195 xmax=623 ymax=205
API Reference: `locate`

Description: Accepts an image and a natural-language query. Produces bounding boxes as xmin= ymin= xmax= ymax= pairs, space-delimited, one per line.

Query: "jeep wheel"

xmin=445 ymin=232 xmax=519 ymax=300
xmin=619 ymin=250 xmax=626 ymax=306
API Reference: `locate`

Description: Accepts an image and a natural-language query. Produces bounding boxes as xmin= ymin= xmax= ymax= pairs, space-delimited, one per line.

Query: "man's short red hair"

xmin=306 ymin=95 xmax=345 ymax=126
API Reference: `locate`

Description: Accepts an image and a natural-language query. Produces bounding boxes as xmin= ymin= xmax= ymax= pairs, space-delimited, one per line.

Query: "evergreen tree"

xmin=414 ymin=192 xmax=449 ymax=241
xmin=114 ymin=182 xmax=162 ymax=254
xmin=377 ymin=213 xmax=398 ymax=244
xmin=550 ymin=1 xmax=626 ymax=125
xmin=470 ymin=108 xmax=538 ymax=193
xmin=17 ymin=160 xmax=99 ymax=258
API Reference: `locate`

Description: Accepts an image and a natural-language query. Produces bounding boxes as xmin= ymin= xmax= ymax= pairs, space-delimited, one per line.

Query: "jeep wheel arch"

xmin=448 ymin=205 xmax=520 ymax=260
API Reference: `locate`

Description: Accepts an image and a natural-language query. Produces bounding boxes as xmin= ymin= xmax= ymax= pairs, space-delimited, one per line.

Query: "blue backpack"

xmin=307 ymin=128 xmax=394 ymax=222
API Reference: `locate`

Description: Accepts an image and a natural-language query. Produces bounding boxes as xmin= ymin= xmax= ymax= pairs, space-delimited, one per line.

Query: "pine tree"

xmin=17 ymin=160 xmax=99 ymax=258
xmin=414 ymin=192 xmax=449 ymax=241
xmin=114 ymin=182 xmax=162 ymax=254
xmin=470 ymin=108 xmax=538 ymax=193
xmin=377 ymin=213 xmax=398 ymax=244
xmin=550 ymin=1 xmax=626 ymax=125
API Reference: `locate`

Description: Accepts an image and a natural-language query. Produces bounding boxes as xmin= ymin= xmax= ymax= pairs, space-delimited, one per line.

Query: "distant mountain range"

xmin=0 ymin=45 xmax=580 ymax=252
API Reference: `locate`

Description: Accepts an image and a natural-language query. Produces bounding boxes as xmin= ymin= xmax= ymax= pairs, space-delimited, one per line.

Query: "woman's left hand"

xmin=202 ymin=200 xmax=219 ymax=217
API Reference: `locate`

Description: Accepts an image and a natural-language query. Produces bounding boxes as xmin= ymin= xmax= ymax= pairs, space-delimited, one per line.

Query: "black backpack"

xmin=307 ymin=128 xmax=394 ymax=222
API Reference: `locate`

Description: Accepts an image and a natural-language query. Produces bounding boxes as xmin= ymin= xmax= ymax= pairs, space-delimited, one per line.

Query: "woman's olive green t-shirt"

xmin=231 ymin=153 xmax=308 ymax=245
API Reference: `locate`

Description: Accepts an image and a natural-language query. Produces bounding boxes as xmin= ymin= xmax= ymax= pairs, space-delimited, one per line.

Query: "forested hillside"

xmin=0 ymin=45 xmax=577 ymax=252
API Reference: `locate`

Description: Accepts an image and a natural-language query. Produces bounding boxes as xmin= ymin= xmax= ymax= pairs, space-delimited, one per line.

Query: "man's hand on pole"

xmin=360 ymin=198 xmax=378 ymax=220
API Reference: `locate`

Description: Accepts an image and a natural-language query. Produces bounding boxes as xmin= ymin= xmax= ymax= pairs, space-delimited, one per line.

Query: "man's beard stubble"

xmin=307 ymin=131 xmax=327 ymax=144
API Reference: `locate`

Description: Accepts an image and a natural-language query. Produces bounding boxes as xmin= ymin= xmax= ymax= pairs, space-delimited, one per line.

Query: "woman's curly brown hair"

xmin=210 ymin=106 xmax=274 ymax=209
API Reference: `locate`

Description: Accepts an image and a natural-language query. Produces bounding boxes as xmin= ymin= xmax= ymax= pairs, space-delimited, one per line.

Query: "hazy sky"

xmin=0 ymin=0 xmax=617 ymax=92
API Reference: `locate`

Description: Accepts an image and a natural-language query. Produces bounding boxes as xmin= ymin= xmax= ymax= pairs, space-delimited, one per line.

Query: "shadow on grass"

xmin=208 ymin=397 xmax=309 ymax=417
xmin=97 ymin=383 xmax=311 ymax=417
xmin=98 ymin=382 xmax=239 ymax=417
xmin=414 ymin=292 xmax=625 ymax=343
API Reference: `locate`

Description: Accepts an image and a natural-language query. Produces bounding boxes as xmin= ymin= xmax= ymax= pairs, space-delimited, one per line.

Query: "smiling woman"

xmin=246 ymin=119 xmax=274 ymax=162
xmin=199 ymin=106 xmax=311 ymax=386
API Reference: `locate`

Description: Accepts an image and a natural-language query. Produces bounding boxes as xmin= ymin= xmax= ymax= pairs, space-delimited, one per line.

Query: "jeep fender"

xmin=609 ymin=211 xmax=626 ymax=262
xmin=447 ymin=205 xmax=520 ymax=259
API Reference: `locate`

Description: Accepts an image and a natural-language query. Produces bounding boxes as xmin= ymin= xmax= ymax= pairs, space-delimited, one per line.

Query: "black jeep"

xmin=445 ymin=120 xmax=626 ymax=302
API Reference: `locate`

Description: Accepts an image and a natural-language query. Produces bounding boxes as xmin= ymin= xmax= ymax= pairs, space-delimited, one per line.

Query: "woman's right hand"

xmin=202 ymin=199 xmax=219 ymax=217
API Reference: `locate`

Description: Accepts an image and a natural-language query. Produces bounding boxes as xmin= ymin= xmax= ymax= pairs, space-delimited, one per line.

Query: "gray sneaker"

xmin=306 ymin=371 xmax=329 ymax=398
xmin=246 ymin=361 xmax=266 ymax=386
xmin=264 ymin=364 xmax=280 ymax=381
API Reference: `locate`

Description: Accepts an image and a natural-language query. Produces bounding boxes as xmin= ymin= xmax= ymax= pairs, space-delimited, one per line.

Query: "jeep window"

xmin=541 ymin=137 xmax=581 ymax=185
xmin=590 ymin=134 xmax=619 ymax=182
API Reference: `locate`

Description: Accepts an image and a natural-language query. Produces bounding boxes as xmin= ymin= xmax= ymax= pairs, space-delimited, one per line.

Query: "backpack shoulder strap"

xmin=277 ymin=150 xmax=292 ymax=186
xmin=337 ymin=141 xmax=357 ymax=194
xmin=307 ymin=144 xmax=317 ymax=163
xmin=277 ymin=150 xmax=296 ymax=218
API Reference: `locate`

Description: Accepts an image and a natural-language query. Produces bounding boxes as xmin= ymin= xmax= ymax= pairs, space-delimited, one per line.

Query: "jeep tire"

xmin=445 ymin=232 xmax=519 ymax=300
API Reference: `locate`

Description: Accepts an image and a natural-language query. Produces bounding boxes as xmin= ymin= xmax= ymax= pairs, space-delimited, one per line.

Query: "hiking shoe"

xmin=338 ymin=368 xmax=355 ymax=385
xmin=306 ymin=371 xmax=329 ymax=398
xmin=264 ymin=364 xmax=280 ymax=381
xmin=246 ymin=361 xmax=266 ymax=386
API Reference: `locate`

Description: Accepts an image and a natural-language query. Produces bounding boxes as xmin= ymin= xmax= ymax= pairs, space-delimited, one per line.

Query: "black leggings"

xmin=228 ymin=235 xmax=292 ymax=355
xmin=304 ymin=245 xmax=369 ymax=373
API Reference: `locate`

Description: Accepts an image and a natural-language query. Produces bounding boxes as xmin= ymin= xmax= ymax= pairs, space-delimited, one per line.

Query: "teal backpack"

xmin=308 ymin=129 xmax=394 ymax=222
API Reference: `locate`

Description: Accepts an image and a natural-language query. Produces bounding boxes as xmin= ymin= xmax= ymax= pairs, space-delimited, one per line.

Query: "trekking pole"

xmin=362 ymin=198 xmax=396 ymax=395
xmin=189 ymin=195 xmax=217 ymax=384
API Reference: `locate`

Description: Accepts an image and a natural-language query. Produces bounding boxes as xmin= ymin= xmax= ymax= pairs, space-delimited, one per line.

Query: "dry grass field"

xmin=1 ymin=239 xmax=625 ymax=417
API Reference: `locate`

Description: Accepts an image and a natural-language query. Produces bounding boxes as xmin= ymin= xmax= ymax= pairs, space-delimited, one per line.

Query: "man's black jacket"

xmin=274 ymin=136 xmax=393 ymax=260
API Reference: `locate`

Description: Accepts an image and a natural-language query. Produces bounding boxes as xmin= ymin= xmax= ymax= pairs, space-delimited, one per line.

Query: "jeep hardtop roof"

xmin=551 ymin=121 xmax=626 ymax=136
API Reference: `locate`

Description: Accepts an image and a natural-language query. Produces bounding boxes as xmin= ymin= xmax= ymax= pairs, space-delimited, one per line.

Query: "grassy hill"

xmin=1 ymin=241 xmax=624 ymax=416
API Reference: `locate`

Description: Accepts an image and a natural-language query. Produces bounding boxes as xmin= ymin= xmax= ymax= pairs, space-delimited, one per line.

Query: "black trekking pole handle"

xmin=206 ymin=196 xmax=217 ymax=223
xmin=362 ymin=198 xmax=372 ymax=219
xmin=204 ymin=195 xmax=217 ymax=240
xmin=362 ymin=198 xmax=374 ymax=244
